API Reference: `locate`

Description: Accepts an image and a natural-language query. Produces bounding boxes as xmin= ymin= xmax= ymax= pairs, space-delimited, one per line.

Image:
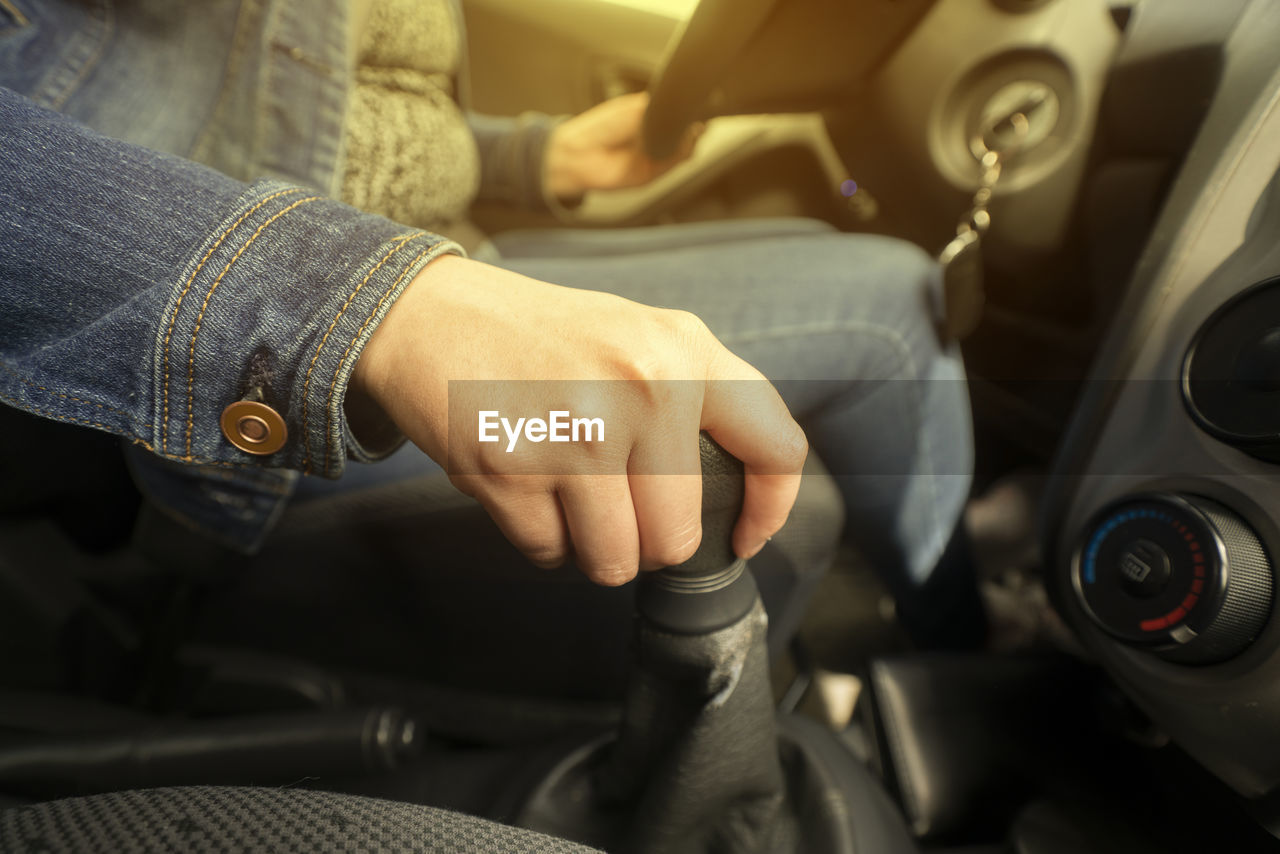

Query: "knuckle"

xmin=475 ymin=470 xmax=519 ymax=494
xmin=616 ymin=309 xmax=715 ymax=393
xmin=473 ymin=445 xmax=512 ymax=478
xmin=656 ymin=525 xmax=702 ymax=567
xmin=584 ymin=557 xmax=638 ymax=587
xmin=485 ymin=466 xmax=550 ymax=495
xmin=521 ymin=540 xmax=566 ymax=569
xmin=624 ymin=353 xmax=665 ymax=387
xmin=666 ymin=308 xmax=709 ymax=340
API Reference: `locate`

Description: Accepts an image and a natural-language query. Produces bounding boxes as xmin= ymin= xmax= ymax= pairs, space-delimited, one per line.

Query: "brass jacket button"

xmin=220 ymin=400 xmax=288 ymax=455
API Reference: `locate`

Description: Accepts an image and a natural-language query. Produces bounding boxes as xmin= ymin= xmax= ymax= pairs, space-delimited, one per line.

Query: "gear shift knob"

xmin=637 ymin=433 xmax=760 ymax=634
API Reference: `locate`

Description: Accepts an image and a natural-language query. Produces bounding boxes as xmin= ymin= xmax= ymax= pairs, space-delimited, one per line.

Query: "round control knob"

xmin=1072 ymin=495 xmax=1273 ymax=663
xmin=1183 ymin=276 xmax=1280 ymax=462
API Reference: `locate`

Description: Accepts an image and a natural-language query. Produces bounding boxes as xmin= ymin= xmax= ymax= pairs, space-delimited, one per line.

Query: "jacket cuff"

xmin=151 ymin=180 xmax=460 ymax=478
xmin=471 ymin=111 xmax=576 ymax=218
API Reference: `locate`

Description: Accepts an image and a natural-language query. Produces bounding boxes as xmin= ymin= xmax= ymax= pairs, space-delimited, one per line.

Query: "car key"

xmin=937 ymin=148 xmax=1002 ymax=340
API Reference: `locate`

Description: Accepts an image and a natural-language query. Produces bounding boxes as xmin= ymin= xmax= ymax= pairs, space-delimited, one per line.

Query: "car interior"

xmin=4 ymin=0 xmax=1280 ymax=850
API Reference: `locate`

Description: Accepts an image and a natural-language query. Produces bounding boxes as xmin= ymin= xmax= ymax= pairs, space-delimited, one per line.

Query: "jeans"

xmin=298 ymin=218 xmax=973 ymax=590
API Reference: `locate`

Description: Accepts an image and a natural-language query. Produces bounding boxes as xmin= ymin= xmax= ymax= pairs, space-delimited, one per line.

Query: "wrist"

xmin=544 ymin=124 xmax=585 ymax=201
xmin=347 ymin=254 xmax=462 ymax=448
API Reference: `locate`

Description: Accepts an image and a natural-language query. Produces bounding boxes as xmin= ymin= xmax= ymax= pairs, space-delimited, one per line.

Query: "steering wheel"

xmin=642 ymin=0 xmax=781 ymax=158
xmin=642 ymin=0 xmax=940 ymax=158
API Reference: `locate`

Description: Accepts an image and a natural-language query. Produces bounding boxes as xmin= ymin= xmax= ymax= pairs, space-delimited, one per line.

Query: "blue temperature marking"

xmin=1082 ymin=508 xmax=1173 ymax=584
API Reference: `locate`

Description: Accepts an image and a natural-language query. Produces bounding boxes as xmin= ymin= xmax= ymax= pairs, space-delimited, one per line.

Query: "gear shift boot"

xmin=516 ymin=598 xmax=793 ymax=853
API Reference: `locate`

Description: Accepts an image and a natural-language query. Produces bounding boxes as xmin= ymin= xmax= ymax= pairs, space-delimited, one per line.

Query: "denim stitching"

xmin=0 ymin=391 xmax=112 ymax=435
xmin=718 ymin=320 xmax=944 ymax=566
xmin=0 ymin=361 xmax=147 ymax=427
xmin=189 ymin=0 xmax=260 ymax=162
xmin=0 ymin=389 xmax=167 ymax=452
xmin=0 ymin=0 xmax=29 ymax=27
xmin=0 ymin=394 xmax=269 ymax=475
xmin=321 ymin=246 xmax=432 ymax=476
xmin=300 ymin=232 xmax=423 ymax=475
xmin=46 ymin=0 xmax=114 ymax=111
xmin=183 ymin=196 xmax=322 ymax=460
xmin=161 ymin=187 xmax=305 ymax=453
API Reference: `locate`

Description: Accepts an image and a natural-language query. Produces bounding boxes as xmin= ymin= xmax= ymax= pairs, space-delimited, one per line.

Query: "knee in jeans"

xmin=833 ymin=235 xmax=946 ymax=351
xmin=802 ymin=232 xmax=941 ymax=309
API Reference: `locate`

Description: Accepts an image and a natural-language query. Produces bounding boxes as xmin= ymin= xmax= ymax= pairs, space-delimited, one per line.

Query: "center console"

xmin=1043 ymin=0 xmax=1280 ymax=801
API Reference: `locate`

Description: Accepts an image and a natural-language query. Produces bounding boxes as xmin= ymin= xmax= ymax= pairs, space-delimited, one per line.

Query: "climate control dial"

xmin=1072 ymin=495 xmax=1272 ymax=663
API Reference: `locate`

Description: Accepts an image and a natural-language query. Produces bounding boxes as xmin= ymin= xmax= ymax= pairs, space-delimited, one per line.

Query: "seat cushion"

xmin=0 ymin=786 xmax=601 ymax=853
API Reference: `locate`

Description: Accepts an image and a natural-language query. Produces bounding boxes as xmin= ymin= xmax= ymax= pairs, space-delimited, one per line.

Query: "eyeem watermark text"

xmin=478 ymin=410 xmax=605 ymax=453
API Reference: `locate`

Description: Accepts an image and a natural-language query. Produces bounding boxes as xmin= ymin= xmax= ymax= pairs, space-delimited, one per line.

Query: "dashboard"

xmin=1044 ymin=0 xmax=1280 ymax=804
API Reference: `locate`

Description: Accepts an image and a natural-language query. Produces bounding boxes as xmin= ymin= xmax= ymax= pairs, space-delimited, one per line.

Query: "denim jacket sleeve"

xmin=0 ymin=87 xmax=461 ymax=482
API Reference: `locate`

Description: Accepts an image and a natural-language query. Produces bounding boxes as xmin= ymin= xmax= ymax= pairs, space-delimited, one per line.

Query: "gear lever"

xmin=514 ymin=434 xmax=794 ymax=853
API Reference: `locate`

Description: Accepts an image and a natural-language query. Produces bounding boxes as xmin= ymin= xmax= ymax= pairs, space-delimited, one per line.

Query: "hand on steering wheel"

xmin=544 ymin=92 xmax=702 ymax=201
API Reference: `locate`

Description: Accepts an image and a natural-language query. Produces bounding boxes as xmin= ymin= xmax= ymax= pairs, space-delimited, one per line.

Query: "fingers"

xmin=628 ymin=432 xmax=703 ymax=571
xmin=605 ymin=90 xmax=650 ymax=123
xmin=591 ymin=91 xmax=650 ymax=146
xmin=457 ymin=357 xmax=802 ymax=579
xmin=459 ymin=477 xmax=571 ymax=570
xmin=558 ymin=474 xmax=641 ymax=586
xmin=457 ymin=469 xmax=646 ymax=586
xmin=734 ymin=470 xmax=804 ymax=559
xmin=701 ymin=352 xmax=808 ymax=559
xmin=630 ymin=474 xmax=702 ymax=571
